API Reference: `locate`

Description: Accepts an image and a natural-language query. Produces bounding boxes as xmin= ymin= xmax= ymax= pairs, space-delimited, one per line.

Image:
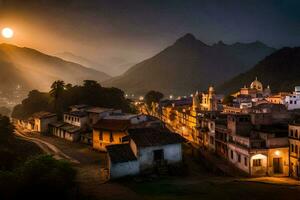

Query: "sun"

xmin=2 ymin=27 xmax=14 ymax=39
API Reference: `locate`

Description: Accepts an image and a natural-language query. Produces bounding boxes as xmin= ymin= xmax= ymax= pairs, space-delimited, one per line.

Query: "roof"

xmin=64 ymin=111 xmax=88 ymax=117
xmin=93 ymin=119 xmax=131 ymax=131
xmin=85 ymin=107 xmax=115 ymax=114
xmin=69 ymin=104 xmax=90 ymax=109
xmin=106 ymin=143 xmax=137 ymax=164
xmin=104 ymin=113 xmax=142 ymax=120
xmin=49 ymin=121 xmax=81 ymax=133
xmin=128 ymin=128 xmax=185 ymax=147
xmin=32 ymin=112 xmax=56 ymax=119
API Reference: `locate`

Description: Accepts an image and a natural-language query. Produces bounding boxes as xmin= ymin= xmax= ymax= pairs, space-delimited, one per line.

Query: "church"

xmin=192 ymin=86 xmax=218 ymax=112
xmin=235 ymin=77 xmax=271 ymax=98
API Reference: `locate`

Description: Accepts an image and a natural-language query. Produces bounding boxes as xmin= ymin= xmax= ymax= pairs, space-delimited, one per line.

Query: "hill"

xmin=217 ymin=47 xmax=300 ymax=94
xmin=104 ymin=33 xmax=275 ymax=95
xmin=0 ymin=44 xmax=111 ymax=94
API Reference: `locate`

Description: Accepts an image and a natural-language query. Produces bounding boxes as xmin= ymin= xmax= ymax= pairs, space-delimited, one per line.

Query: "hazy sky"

xmin=0 ymin=0 xmax=299 ymax=75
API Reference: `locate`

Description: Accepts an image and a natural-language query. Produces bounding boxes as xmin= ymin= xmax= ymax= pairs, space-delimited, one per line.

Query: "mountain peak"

xmin=175 ymin=33 xmax=207 ymax=47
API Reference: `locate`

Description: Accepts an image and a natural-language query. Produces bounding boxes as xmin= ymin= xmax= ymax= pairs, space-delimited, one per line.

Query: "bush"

xmin=0 ymin=155 xmax=77 ymax=200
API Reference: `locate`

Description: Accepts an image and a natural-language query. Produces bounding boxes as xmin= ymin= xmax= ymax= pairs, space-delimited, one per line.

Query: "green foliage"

xmin=0 ymin=155 xmax=77 ymax=200
xmin=145 ymin=90 xmax=164 ymax=108
xmin=12 ymin=80 xmax=133 ymax=119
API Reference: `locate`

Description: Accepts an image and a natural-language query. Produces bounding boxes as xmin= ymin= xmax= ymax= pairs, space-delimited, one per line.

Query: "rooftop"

xmin=128 ymin=128 xmax=185 ymax=147
xmin=49 ymin=121 xmax=81 ymax=133
xmin=64 ymin=111 xmax=88 ymax=117
xmin=104 ymin=113 xmax=142 ymax=120
xmin=32 ymin=111 xmax=56 ymax=119
xmin=93 ymin=119 xmax=131 ymax=131
xmin=69 ymin=104 xmax=90 ymax=109
xmin=106 ymin=143 xmax=137 ymax=164
xmin=85 ymin=107 xmax=115 ymax=114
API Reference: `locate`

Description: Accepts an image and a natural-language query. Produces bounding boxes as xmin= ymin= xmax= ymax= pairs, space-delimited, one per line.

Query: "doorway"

xmin=273 ymin=158 xmax=283 ymax=174
xmin=153 ymin=149 xmax=164 ymax=162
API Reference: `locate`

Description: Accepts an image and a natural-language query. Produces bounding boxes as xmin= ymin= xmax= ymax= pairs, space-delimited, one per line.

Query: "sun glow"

xmin=2 ymin=27 xmax=14 ymax=38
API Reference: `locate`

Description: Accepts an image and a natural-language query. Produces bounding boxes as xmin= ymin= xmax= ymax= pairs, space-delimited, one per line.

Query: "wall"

xmin=36 ymin=116 xmax=57 ymax=133
xmin=109 ymin=160 xmax=140 ymax=179
xmin=138 ymin=143 xmax=182 ymax=171
xmin=93 ymin=129 xmax=127 ymax=151
xmin=267 ymin=147 xmax=289 ymax=176
xmin=227 ymin=143 xmax=250 ymax=173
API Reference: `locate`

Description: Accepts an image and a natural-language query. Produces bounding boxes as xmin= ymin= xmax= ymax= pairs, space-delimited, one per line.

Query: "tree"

xmin=49 ymin=80 xmax=65 ymax=111
xmin=0 ymin=115 xmax=14 ymax=144
xmin=222 ymin=95 xmax=234 ymax=106
xmin=144 ymin=90 xmax=164 ymax=108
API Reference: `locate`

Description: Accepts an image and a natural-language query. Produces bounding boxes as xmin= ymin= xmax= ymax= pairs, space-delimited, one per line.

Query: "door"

xmin=273 ymin=158 xmax=283 ymax=174
xmin=153 ymin=149 xmax=164 ymax=162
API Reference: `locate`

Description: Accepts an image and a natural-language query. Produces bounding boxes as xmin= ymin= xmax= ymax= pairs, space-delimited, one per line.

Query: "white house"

xmin=284 ymin=86 xmax=300 ymax=110
xmin=106 ymin=128 xmax=185 ymax=179
xmin=106 ymin=144 xmax=140 ymax=179
xmin=63 ymin=111 xmax=88 ymax=128
xmin=49 ymin=121 xmax=81 ymax=142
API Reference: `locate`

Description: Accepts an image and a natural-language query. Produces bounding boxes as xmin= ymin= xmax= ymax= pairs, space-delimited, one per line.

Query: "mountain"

xmin=0 ymin=43 xmax=111 ymax=94
xmin=217 ymin=47 xmax=300 ymax=94
xmin=56 ymin=51 xmax=109 ymax=74
xmin=56 ymin=52 xmax=136 ymax=76
xmin=104 ymin=33 xmax=275 ymax=95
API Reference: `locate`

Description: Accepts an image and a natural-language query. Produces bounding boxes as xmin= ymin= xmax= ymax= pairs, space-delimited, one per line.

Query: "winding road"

xmin=15 ymin=128 xmax=80 ymax=164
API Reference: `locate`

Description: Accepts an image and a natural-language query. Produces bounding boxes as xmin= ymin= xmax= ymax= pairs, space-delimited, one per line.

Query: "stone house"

xmin=106 ymin=128 xmax=185 ymax=179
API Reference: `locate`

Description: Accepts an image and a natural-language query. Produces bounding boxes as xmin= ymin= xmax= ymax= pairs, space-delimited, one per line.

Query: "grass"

xmin=121 ymin=176 xmax=300 ymax=200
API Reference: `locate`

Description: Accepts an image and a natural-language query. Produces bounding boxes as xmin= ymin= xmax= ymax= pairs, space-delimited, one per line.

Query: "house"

xmin=49 ymin=121 xmax=81 ymax=142
xmin=288 ymin=122 xmax=300 ymax=178
xmin=93 ymin=119 xmax=131 ymax=151
xmin=106 ymin=144 xmax=139 ymax=179
xmin=32 ymin=112 xmax=57 ymax=134
xmin=227 ymin=125 xmax=289 ymax=177
xmin=284 ymin=86 xmax=300 ymax=110
xmin=63 ymin=111 xmax=88 ymax=128
xmin=85 ymin=107 xmax=120 ymax=126
xmin=106 ymin=128 xmax=185 ymax=179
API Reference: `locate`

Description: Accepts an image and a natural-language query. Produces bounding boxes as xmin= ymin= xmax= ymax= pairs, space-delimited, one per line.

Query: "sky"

xmin=0 ymin=0 xmax=299 ymax=76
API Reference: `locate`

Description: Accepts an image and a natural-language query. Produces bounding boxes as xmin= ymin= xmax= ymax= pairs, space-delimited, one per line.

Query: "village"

xmin=12 ymin=77 xmax=300 ymax=185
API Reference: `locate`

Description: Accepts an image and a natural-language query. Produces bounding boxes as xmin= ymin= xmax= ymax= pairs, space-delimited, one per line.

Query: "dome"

xmin=208 ymin=86 xmax=215 ymax=93
xmin=250 ymin=77 xmax=263 ymax=91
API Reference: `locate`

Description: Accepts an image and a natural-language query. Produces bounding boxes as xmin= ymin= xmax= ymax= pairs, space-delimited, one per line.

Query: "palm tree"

xmin=50 ymin=80 xmax=65 ymax=111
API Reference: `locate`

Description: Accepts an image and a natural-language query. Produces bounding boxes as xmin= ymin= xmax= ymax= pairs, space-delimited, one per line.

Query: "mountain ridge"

xmin=104 ymin=33 xmax=276 ymax=95
xmin=0 ymin=43 xmax=111 ymax=95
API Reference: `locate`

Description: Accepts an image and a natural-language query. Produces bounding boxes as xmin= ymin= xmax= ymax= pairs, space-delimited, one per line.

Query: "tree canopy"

xmin=12 ymin=80 xmax=134 ymax=119
xmin=144 ymin=90 xmax=164 ymax=108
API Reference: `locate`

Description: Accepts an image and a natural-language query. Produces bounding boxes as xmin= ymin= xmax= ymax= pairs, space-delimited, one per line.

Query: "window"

xmin=296 ymin=145 xmax=298 ymax=154
xmin=238 ymin=154 xmax=241 ymax=163
xmin=253 ymin=159 xmax=262 ymax=167
xmin=99 ymin=131 xmax=103 ymax=141
xmin=290 ymin=100 xmax=293 ymax=104
xmin=296 ymin=130 xmax=298 ymax=138
xmin=231 ymin=150 xmax=234 ymax=159
xmin=290 ymin=129 xmax=294 ymax=137
xmin=291 ymin=144 xmax=294 ymax=152
xmin=244 ymin=157 xmax=248 ymax=166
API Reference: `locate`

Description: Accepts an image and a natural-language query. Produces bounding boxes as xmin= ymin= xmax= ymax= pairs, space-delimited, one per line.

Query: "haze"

xmin=0 ymin=0 xmax=299 ymax=76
